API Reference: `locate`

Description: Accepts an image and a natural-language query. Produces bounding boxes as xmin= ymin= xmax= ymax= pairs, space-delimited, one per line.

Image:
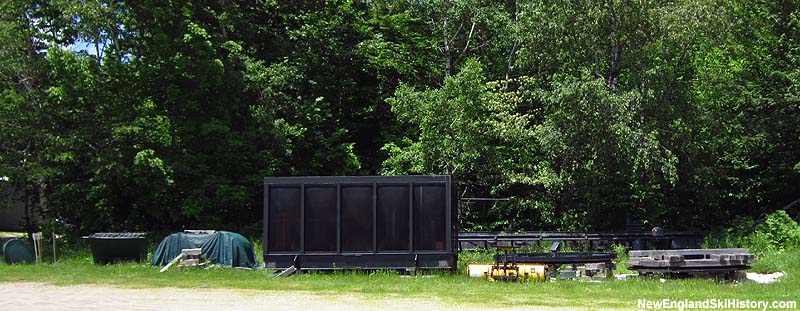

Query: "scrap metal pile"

xmin=467 ymin=242 xmax=616 ymax=282
xmin=467 ymin=242 xmax=758 ymax=282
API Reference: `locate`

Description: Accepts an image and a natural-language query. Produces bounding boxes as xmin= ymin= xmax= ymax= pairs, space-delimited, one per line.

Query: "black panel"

xmin=377 ymin=185 xmax=410 ymax=251
xmin=263 ymin=175 xmax=456 ymax=271
xmin=341 ymin=186 xmax=372 ymax=252
xmin=305 ymin=186 xmax=337 ymax=252
xmin=263 ymin=253 xmax=456 ymax=270
xmin=268 ymin=187 xmax=301 ymax=252
xmin=414 ymin=185 xmax=447 ymax=250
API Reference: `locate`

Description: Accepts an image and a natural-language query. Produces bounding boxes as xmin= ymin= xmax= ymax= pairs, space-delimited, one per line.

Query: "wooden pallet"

xmin=628 ymin=248 xmax=755 ymax=274
xmin=159 ymin=248 xmax=206 ymax=272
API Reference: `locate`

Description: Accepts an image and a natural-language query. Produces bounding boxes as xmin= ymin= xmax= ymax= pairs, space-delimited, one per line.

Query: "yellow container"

xmin=467 ymin=263 xmax=546 ymax=281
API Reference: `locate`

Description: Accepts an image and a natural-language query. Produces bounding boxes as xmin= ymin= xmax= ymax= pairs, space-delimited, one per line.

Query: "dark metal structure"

xmin=263 ymin=175 xmax=457 ymax=270
xmin=481 ymin=241 xmax=616 ymax=281
xmin=83 ymin=232 xmax=148 ymax=264
xmin=503 ymin=252 xmax=616 ymax=265
xmin=458 ymin=231 xmax=704 ymax=251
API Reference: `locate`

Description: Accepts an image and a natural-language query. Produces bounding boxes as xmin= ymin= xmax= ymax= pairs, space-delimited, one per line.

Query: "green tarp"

xmin=151 ymin=231 xmax=259 ymax=268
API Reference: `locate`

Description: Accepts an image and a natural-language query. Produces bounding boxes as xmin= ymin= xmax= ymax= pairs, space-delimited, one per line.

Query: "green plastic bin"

xmin=2 ymin=239 xmax=35 ymax=264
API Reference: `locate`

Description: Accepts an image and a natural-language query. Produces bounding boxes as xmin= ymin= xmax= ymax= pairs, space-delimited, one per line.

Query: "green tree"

xmin=383 ymin=60 xmax=554 ymax=230
xmin=536 ymin=74 xmax=677 ymax=229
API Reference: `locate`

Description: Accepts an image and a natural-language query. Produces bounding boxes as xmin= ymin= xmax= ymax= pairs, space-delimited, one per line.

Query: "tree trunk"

xmin=442 ymin=16 xmax=452 ymax=76
xmin=35 ymin=179 xmax=47 ymax=225
xmin=24 ymin=186 xmax=34 ymax=242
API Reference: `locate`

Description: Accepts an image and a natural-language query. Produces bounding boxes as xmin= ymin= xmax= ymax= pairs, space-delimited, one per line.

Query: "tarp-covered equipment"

xmin=151 ymin=231 xmax=259 ymax=268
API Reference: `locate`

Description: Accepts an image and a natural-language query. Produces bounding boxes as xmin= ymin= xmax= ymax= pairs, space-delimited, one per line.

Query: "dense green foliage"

xmin=708 ymin=210 xmax=800 ymax=255
xmin=1 ymin=0 xmax=798 ymax=234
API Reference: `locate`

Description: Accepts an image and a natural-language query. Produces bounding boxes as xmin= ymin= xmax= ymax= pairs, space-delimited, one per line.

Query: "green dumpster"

xmin=84 ymin=232 xmax=147 ymax=264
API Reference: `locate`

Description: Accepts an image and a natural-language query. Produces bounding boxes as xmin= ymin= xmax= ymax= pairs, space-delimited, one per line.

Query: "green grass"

xmin=1 ymin=242 xmax=798 ymax=309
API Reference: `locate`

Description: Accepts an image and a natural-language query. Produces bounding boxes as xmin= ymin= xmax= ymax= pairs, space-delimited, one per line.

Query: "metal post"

xmin=268 ymin=183 xmax=269 ymax=257
xmin=372 ymin=183 xmax=377 ymax=254
xmin=300 ymin=184 xmax=305 ymax=254
xmin=52 ymin=232 xmax=56 ymax=263
xmin=336 ymin=184 xmax=341 ymax=254
xmin=408 ymin=182 xmax=414 ymax=253
xmin=445 ymin=178 xmax=453 ymax=251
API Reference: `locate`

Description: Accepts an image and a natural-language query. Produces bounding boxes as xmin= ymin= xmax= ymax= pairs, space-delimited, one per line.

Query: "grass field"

xmin=0 ymin=240 xmax=797 ymax=309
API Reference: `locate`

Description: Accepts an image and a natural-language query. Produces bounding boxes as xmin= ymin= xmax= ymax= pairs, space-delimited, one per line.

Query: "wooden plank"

xmin=630 ymin=257 xmax=756 ymax=268
xmin=274 ymin=266 xmax=298 ymax=277
xmin=179 ymin=259 xmax=200 ymax=266
xmin=633 ymin=267 xmax=744 ymax=274
xmin=184 ymin=230 xmax=216 ymax=234
xmin=181 ymin=248 xmax=203 ymax=256
xmin=631 ymin=259 xmax=750 ymax=267
xmin=629 ymin=248 xmax=750 ymax=257
xmin=159 ymin=253 xmax=184 ymax=273
xmin=628 ymin=247 xmax=757 ymax=271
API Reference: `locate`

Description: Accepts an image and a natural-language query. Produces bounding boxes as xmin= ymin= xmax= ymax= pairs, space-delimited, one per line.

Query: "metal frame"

xmin=263 ymin=175 xmax=457 ymax=270
xmin=458 ymin=231 xmax=704 ymax=250
xmin=501 ymin=252 xmax=616 ymax=265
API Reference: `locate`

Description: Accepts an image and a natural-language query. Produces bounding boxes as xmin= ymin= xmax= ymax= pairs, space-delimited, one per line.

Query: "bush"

xmin=705 ymin=217 xmax=756 ymax=249
xmin=706 ymin=210 xmax=800 ymax=256
xmin=610 ymin=243 xmax=632 ymax=272
xmin=457 ymin=249 xmax=495 ymax=273
xmin=745 ymin=230 xmax=778 ymax=256
xmin=753 ymin=210 xmax=800 ymax=252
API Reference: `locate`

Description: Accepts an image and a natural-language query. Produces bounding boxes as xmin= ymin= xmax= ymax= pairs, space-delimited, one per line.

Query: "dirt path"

xmin=0 ymin=282 xmax=610 ymax=311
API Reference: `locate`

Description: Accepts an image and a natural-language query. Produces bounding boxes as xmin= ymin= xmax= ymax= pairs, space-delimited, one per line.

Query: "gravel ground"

xmin=0 ymin=282 xmax=614 ymax=311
